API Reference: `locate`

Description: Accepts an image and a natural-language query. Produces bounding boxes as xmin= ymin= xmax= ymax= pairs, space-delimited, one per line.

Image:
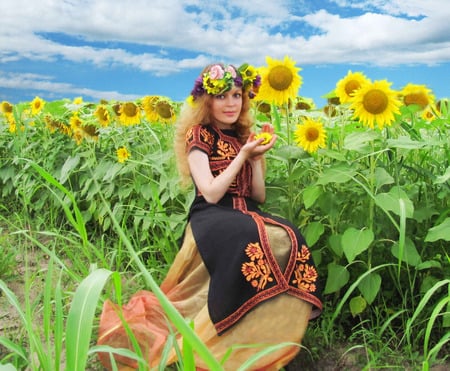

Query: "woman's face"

xmin=210 ymin=86 xmax=243 ymax=129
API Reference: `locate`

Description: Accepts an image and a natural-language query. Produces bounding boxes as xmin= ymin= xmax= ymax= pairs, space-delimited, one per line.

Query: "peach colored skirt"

xmin=97 ymin=223 xmax=312 ymax=370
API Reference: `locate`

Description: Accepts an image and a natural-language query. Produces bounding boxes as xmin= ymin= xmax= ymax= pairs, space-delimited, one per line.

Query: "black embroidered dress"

xmin=97 ymin=123 xmax=322 ymax=371
xmin=186 ymin=124 xmax=322 ymax=334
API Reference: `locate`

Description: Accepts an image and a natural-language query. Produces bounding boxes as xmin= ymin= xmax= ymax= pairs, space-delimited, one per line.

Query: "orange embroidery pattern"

xmin=241 ymin=242 xmax=274 ymax=291
xmin=291 ymin=245 xmax=318 ymax=292
xmin=200 ymin=127 xmax=214 ymax=147
xmin=216 ymin=139 xmax=236 ymax=159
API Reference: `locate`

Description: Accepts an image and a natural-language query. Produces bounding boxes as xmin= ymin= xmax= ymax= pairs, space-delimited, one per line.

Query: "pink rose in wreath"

xmin=209 ymin=65 xmax=224 ymax=80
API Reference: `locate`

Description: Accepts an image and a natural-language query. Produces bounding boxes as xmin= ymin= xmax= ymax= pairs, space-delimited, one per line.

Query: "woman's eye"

xmin=234 ymin=93 xmax=242 ymax=98
xmin=215 ymin=94 xmax=225 ymax=100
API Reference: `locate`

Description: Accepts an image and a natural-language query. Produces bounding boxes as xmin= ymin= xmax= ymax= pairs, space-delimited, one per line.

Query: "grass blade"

xmin=25 ymin=159 xmax=89 ymax=249
xmin=0 ymin=337 xmax=28 ymax=363
xmin=95 ymin=182 xmax=224 ymax=370
xmin=65 ymin=268 xmax=113 ymax=371
xmin=404 ymin=279 xmax=450 ymax=347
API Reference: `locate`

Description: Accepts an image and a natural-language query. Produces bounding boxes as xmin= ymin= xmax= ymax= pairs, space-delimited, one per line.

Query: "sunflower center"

xmin=156 ymin=101 xmax=173 ymax=119
xmin=2 ymin=102 xmax=13 ymax=113
xmin=296 ymin=101 xmax=311 ymax=110
xmin=362 ymin=89 xmax=388 ymax=115
xmin=257 ymin=102 xmax=271 ymax=113
xmin=404 ymin=93 xmax=429 ymax=109
xmin=305 ymin=127 xmax=319 ymax=141
xmin=345 ymin=80 xmax=361 ymax=96
xmin=268 ymin=65 xmax=293 ymax=91
xmin=97 ymin=108 xmax=108 ymax=121
xmin=123 ymin=103 xmax=138 ymax=117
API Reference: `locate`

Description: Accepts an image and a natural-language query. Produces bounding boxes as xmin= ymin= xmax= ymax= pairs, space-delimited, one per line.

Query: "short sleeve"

xmin=185 ymin=125 xmax=214 ymax=155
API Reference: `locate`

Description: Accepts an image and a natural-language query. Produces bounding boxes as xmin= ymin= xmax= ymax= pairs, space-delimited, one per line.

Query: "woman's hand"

xmin=242 ymin=123 xmax=277 ymax=160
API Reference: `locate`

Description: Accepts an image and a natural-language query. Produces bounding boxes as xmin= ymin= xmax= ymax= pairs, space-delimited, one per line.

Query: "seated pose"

xmin=97 ymin=62 xmax=322 ymax=370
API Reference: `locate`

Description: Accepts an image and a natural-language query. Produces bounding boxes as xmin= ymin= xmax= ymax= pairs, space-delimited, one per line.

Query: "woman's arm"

xmin=249 ymin=157 xmax=266 ymax=203
xmin=188 ymin=126 xmax=277 ymax=204
xmin=188 ymin=125 xmax=276 ymax=203
xmin=249 ymin=123 xmax=276 ymax=203
xmin=188 ymin=129 xmax=276 ymax=203
xmin=188 ymin=148 xmax=250 ymax=204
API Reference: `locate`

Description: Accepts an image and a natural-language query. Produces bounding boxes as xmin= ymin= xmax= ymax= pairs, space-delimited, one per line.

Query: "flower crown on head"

xmin=189 ymin=63 xmax=261 ymax=102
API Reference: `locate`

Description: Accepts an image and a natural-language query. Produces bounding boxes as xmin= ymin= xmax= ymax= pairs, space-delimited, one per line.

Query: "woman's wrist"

xmin=249 ymin=155 xmax=264 ymax=164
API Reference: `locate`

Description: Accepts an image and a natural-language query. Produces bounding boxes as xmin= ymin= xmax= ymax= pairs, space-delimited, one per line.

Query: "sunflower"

xmin=70 ymin=113 xmax=82 ymax=132
xmin=72 ymin=129 xmax=84 ymax=145
xmin=69 ymin=113 xmax=85 ymax=144
xmin=141 ymin=96 xmax=160 ymax=122
xmin=335 ymin=71 xmax=370 ymax=103
xmin=73 ymin=96 xmax=83 ymax=105
xmin=421 ymin=104 xmax=439 ymax=122
xmin=118 ymin=102 xmax=141 ymax=125
xmin=81 ymin=124 xmax=99 ymax=140
xmin=350 ymin=80 xmax=401 ymax=130
xmin=117 ymin=146 xmax=130 ymax=163
xmin=257 ymin=56 xmax=302 ymax=106
xmin=31 ymin=96 xmax=45 ymax=115
xmin=155 ymin=98 xmax=176 ymax=123
xmin=254 ymin=132 xmax=273 ymax=145
xmin=8 ymin=120 xmax=17 ymax=133
xmin=400 ymin=83 xmax=434 ymax=110
xmin=293 ymin=96 xmax=315 ymax=111
xmin=45 ymin=116 xmax=68 ymax=135
xmin=294 ymin=118 xmax=327 ymax=153
xmin=1 ymin=101 xmax=13 ymax=115
xmin=94 ymin=105 xmax=111 ymax=127
xmin=69 ymin=112 xmax=83 ymax=131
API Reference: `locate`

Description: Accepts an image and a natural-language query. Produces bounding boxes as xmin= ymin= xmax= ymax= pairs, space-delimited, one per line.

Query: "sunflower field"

xmin=0 ymin=56 xmax=449 ymax=370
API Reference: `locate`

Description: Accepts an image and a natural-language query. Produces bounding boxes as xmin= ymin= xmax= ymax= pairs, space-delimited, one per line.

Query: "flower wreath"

xmin=190 ymin=63 xmax=261 ymax=102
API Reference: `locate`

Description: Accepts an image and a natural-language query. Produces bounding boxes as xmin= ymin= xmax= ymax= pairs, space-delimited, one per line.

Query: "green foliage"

xmin=263 ymin=99 xmax=450 ymax=368
xmin=0 ymin=229 xmax=17 ymax=281
xmin=1 ymin=95 xmax=449 ymax=369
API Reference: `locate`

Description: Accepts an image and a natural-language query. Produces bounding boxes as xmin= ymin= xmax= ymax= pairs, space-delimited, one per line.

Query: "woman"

xmin=97 ymin=63 xmax=322 ymax=370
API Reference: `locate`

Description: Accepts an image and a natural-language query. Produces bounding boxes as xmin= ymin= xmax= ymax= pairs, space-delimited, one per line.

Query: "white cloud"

xmin=1 ymin=0 xmax=449 ymax=99
xmin=1 ymin=0 xmax=450 ymax=68
xmin=0 ymin=71 xmax=139 ymax=101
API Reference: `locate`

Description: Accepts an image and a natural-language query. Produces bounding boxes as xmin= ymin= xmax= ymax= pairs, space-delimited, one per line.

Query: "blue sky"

xmin=1 ymin=0 xmax=449 ymax=107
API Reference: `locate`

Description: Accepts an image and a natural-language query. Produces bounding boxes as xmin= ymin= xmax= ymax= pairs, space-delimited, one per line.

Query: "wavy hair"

xmin=174 ymin=64 xmax=255 ymax=187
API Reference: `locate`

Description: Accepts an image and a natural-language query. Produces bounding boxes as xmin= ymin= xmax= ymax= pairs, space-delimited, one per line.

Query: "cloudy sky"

xmin=1 ymin=0 xmax=449 ymax=107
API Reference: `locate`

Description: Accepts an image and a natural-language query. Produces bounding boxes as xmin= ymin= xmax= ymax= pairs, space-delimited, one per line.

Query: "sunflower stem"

xmin=285 ymin=103 xmax=291 ymax=146
xmin=284 ymin=101 xmax=294 ymax=221
xmin=367 ymin=141 xmax=376 ymax=268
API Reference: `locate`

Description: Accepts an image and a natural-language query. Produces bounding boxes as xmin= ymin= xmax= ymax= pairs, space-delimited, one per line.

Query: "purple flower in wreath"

xmin=190 ymin=76 xmax=205 ymax=99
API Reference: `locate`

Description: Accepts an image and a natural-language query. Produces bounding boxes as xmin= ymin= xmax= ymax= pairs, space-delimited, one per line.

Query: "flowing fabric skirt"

xmin=97 ymin=223 xmax=312 ymax=370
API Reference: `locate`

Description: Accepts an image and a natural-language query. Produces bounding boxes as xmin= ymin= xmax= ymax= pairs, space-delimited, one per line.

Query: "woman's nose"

xmin=224 ymin=95 xmax=235 ymax=105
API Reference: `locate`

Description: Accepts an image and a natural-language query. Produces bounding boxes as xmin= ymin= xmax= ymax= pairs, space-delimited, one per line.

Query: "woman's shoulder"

xmin=186 ymin=124 xmax=216 ymax=151
xmin=188 ymin=123 xmax=214 ymax=134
